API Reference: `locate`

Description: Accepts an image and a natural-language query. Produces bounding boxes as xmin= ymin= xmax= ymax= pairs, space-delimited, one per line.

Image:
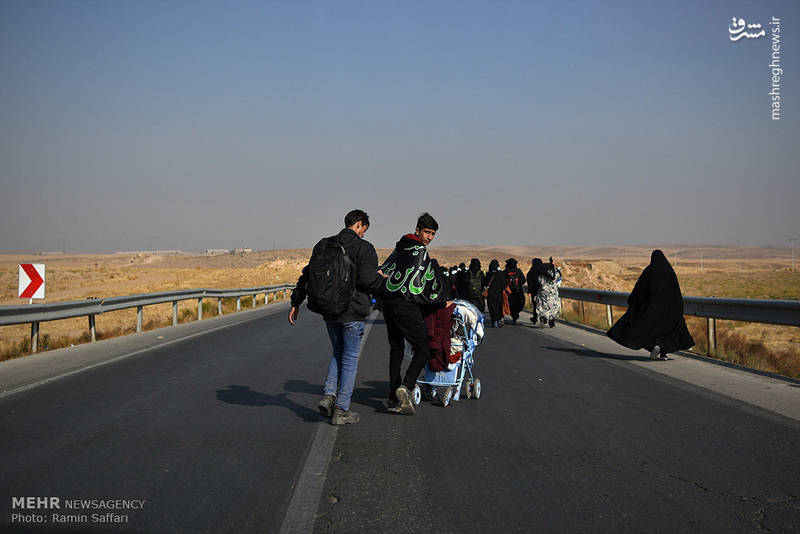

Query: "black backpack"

xmin=506 ymin=271 xmax=523 ymax=294
xmin=467 ymin=270 xmax=483 ymax=299
xmin=306 ymin=237 xmax=355 ymax=316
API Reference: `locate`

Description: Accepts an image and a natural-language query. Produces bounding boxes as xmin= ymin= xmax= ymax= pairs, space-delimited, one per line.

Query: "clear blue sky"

xmin=1 ymin=0 xmax=798 ymax=252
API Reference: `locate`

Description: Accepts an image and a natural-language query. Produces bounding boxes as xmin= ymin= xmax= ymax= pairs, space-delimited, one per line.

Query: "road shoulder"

xmin=0 ymin=301 xmax=291 ymax=397
xmin=521 ymin=312 xmax=800 ymax=423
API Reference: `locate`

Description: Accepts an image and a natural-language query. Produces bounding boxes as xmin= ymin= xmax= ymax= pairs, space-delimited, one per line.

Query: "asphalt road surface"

xmin=1 ymin=303 xmax=798 ymax=533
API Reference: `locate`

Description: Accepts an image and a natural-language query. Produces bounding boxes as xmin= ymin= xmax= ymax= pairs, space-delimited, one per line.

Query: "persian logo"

xmin=729 ymin=17 xmax=765 ymax=41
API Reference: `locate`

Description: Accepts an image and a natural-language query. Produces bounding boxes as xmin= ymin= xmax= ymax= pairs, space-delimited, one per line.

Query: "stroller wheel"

xmin=465 ymin=381 xmax=472 ymax=400
xmin=412 ymin=384 xmax=422 ymax=406
xmin=420 ymin=385 xmax=432 ymax=401
xmin=473 ymin=378 xmax=481 ymax=400
xmin=441 ymin=386 xmax=453 ymax=407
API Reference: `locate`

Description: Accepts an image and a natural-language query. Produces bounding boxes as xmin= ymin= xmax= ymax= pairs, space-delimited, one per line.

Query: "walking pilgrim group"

xmin=289 ymin=210 xmax=694 ymax=425
xmin=438 ymin=256 xmax=563 ymax=329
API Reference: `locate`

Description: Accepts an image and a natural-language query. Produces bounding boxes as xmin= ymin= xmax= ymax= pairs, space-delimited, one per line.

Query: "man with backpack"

xmin=503 ymin=258 xmax=526 ymax=324
xmin=378 ymin=212 xmax=446 ymax=415
xmin=464 ymin=258 xmax=485 ymax=312
xmin=288 ymin=210 xmax=384 ymax=425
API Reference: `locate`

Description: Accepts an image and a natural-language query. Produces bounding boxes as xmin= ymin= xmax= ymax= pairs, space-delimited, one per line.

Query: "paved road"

xmin=1 ymin=304 xmax=799 ymax=533
xmin=317 ymin=317 xmax=800 ymax=533
xmin=1 ymin=304 xmax=329 ymax=533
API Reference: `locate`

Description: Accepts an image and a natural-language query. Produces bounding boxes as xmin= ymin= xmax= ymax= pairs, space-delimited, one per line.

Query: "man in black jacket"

xmin=289 ymin=210 xmax=384 ymax=425
xmin=378 ymin=212 xmax=445 ymax=415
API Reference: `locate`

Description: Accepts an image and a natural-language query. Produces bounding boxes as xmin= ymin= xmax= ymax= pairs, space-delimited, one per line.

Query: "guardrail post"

xmin=559 ymin=298 xmax=564 ymax=318
xmin=707 ymin=317 xmax=717 ymax=355
xmin=606 ymin=305 xmax=613 ymax=327
xmin=218 ymin=298 xmax=223 ymax=316
xmin=252 ymin=294 xmax=256 ymax=308
xmin=580 ymin=302 xmax=585 ymax=324
xmin=31 ymin=321 xmax=39 ymax=353
xmin=88 ymin=315 xmax=96 ymax=342
xmin=236 ymin=297 xmax=241 ymax=312
xmin=197 ymin=298 xmax=203 ymax=320
xmin=136 ymin=306 xmax=143 ymax=333
xmin=283 ymin=289 xmax=287 ymax=299
xmin=172 ymin=301 xmax=178 ymax=326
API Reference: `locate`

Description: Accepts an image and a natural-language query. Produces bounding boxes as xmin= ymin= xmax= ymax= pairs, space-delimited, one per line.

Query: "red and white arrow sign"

xmin=19 ymin=263 xmax=45 ymax=299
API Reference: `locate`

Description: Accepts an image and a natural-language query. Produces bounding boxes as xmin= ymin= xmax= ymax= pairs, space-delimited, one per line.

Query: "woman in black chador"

xmin=485 ymin=259 xmax=506 ymax=328
xmin=607 ymin=250 xmax=694 ymax=359
xmin=503 ymin=258 xmax=526 ymax=324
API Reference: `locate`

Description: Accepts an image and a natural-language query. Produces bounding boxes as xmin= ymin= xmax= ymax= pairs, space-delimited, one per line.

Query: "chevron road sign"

xmin=19 ymin=263 xmax=45 ymax=299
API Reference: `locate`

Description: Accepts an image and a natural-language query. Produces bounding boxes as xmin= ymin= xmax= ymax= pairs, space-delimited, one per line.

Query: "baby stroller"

xmin=412 ymin=299 xmax=485 ymax=407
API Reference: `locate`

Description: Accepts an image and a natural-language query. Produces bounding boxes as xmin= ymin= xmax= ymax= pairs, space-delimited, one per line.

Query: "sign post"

xmin=19 ymin=263 xmax=45 ymax=353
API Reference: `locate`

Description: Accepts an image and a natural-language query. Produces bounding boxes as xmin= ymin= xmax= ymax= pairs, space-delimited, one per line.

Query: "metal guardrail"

xmin=556 ymin=287 xmax=800 ymax=355
xmin=0 ymin=284 xmax=294 ymax=353
xmin=4 ymin=282 xmax=798 ymax=357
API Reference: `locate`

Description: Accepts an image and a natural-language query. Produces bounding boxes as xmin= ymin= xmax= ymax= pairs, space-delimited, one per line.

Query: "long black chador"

xmin=607 ymin=250 xmax=694 ymax=354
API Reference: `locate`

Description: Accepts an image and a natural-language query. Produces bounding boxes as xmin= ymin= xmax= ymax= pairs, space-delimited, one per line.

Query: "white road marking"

xmin=278 ymin=311 xmax=378 ymax=534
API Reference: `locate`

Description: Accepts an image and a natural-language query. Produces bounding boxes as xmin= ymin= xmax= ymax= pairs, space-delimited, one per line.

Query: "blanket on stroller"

xmin=426 ymin=303 xmax=457 ymax=372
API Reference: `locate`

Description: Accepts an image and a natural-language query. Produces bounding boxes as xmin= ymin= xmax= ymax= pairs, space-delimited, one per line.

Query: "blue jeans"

xmin=324 ymin=321 xmax=365 ymax=411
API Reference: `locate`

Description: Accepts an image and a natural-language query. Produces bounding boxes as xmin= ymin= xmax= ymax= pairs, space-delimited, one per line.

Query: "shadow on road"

xmin=542 ymin=346 xmax=652 ymax=362
xmin=283 ymin=379 xmax=323 ymax=395
xmin=215 ymin=385 xmax=323 ymax=422
xmin=351 ymin=380 xmax=391 ymax=413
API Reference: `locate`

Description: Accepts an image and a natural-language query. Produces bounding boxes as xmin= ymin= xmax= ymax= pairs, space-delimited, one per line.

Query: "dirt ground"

xmin=1 ymin=246 xmax=798 ymax=369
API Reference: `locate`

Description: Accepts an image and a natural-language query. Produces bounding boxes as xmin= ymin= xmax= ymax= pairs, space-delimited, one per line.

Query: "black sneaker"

xmin=395 ymin=386 xmax=415 ymax=415
xmin=331 ymin=407 xmax=360 ymax=425
xmin=318 ymin=394 xmax=336 ymax=418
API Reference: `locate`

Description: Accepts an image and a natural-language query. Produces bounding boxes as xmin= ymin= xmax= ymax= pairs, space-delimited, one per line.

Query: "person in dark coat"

xmin=379 ymin=212 xmax=446 ymax=414
xmin=449 ymin=265 xmax=460 ymax=299
xmin=289 ymin=209 xmax=384 ymax=425
xmin=436 ymin=262 xmax=454 ymax=301
xmin=456 ymin=262 xmax=468 ymax=299
xmin=607 ymin=250 xmax=695 ymax=359
xmin=463 ymin=258 xmax=486 ymax=312
xmin=526 ymin=258 xmax=543 ymax=323
xmin=503 ymin=258 xmax=526 ymax=324
xmin=485 ymin=259 xmax=506 ymax=327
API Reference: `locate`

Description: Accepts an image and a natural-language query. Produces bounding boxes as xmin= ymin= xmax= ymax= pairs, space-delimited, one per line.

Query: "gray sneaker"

xmin=318 ymin=394 xmax=336 ymax=418
xmin=331 ymin=407 xmax=360 ymax=425
xmin=395 ymin=385 xmax=415 ymax=415
xmin=649 ymin=345 xmax=661 ymax=360
xmin=386 ymin=400 xmax=402 ymax=413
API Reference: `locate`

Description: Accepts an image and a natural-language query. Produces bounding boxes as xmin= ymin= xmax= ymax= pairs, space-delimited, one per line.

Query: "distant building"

xmin=232 ymin=248 xmax=253 ymax=255
xmin=204 ymin=249 xmax=230 ymax=255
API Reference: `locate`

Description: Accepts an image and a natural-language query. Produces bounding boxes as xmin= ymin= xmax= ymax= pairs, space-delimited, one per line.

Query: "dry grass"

xmin=1 ymin=247 xmax=798 ymax=378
